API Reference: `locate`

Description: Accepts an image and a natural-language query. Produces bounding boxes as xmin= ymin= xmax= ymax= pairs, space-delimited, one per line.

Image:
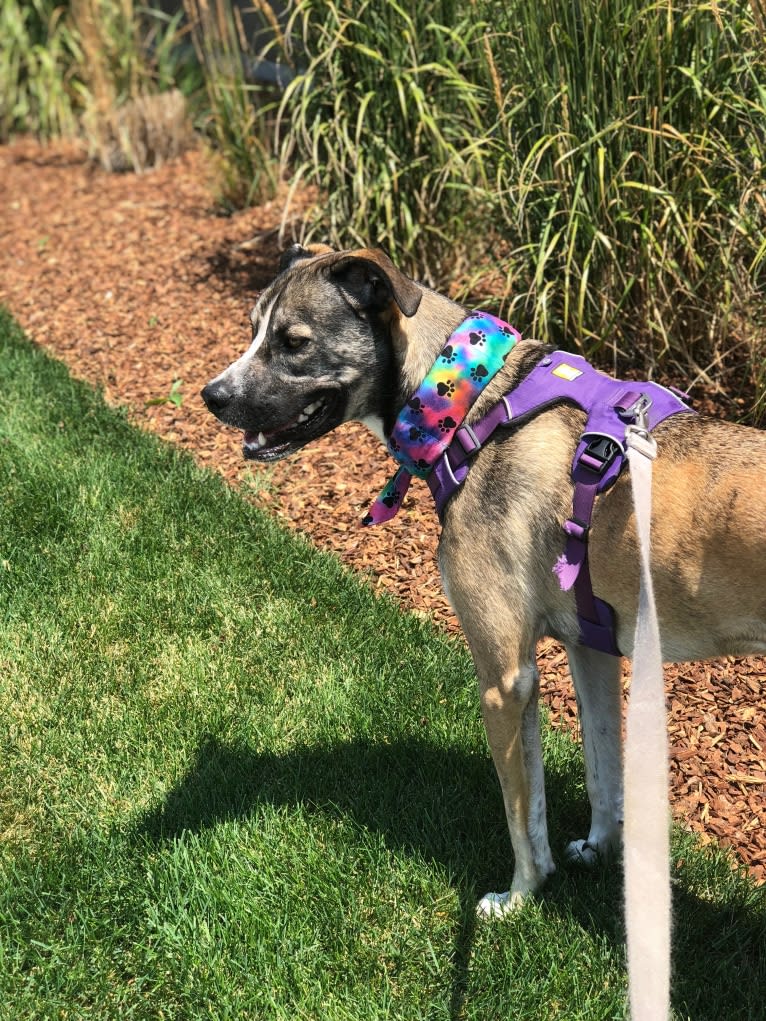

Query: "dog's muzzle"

xmin=201 ymin=373 xmax=346 ymax=463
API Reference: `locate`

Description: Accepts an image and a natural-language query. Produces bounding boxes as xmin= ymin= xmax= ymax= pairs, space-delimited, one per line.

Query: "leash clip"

xmin=617 ymin=393 xmax=652 ymax=436
xmin=626 ymin=424 xmax=657 ymax=460
xmin=623 ymin=396 xmax=656 ymax=458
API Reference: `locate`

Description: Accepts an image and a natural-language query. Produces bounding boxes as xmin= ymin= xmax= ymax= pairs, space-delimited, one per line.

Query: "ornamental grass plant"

xmin=277 ymin=0 xmax=495 ymax=284
xmin=3 ymin=0 xmax=764 ymax=401
xmin=275 ymin=0 xmax=764 ymax=397
xmin=0 ymin=0 xmax=82 ymax=141
xmin=183 ymin=0 xmax=281 ymax=208
xmin=71 ymin=0 xmax=194 ymax=171
xmin=482 ymin=0 xmax=766 ymax=386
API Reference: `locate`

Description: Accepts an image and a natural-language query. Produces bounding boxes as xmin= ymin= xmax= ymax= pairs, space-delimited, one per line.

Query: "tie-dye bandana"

xmin=363 ymin=311 xmax=521 ymax=525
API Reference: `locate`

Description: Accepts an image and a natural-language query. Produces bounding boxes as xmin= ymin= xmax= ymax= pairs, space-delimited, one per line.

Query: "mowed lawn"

xmin=0 ymin=308 xmax=763 ymax=1020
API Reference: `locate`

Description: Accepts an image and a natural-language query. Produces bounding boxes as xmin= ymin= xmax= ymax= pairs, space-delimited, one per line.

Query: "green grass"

xmin=0 ymin=307 xmax=763 ymax=1019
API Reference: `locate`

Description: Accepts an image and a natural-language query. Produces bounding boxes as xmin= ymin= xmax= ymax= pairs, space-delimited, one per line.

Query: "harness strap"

xmin=427 ymin=360 xmax=573 ymax=515
xmin=563 ymin=460 xmax=621 ymax=655
xmin=427 ymin=398 xmax=512 ymax=511
xmin=427 ymin=350 xmax=694 ymax=655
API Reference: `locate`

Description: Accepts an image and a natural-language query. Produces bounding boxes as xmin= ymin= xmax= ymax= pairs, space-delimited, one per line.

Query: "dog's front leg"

xmin=474 ymin=654 xmax=556 ymax=918
xmin=439 ymin=540 xmax=554 ymax=915
xmin=563 ymin=644 xmax=624 ymax=866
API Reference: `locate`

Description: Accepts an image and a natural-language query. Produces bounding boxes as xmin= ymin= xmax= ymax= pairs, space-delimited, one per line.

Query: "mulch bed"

xmin=1 ymin=137 xmax=764 ymax=883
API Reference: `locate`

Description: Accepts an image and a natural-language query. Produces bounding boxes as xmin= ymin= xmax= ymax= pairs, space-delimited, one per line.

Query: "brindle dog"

xmin=202 ymin=244 xmax=766 ymax=916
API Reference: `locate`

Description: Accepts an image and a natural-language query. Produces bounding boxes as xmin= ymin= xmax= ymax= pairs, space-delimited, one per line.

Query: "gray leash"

xmin=625 ymin=422 xmax=672 ymax=1020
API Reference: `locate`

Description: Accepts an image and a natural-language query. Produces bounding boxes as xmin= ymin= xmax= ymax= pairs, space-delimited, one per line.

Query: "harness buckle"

xmin=579 ymin=435 xmax=620 ymax=476
xmin=564 ymin=516 xmax=590 ymax=540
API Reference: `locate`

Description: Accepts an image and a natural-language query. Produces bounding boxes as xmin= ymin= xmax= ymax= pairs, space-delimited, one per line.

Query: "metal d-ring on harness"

xmin=426 ymin=350 xmax=695 ymax=656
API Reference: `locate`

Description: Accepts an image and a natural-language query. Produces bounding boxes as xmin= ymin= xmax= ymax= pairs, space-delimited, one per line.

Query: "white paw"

xmin=564 ymin=839 xmax=600 ymax=868
xmin=476 ymin=890 xmax=527 ymax=919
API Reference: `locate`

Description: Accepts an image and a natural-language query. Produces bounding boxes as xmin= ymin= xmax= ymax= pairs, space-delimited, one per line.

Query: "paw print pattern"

xmin=377 ymin=311 xmax=520 ymax=495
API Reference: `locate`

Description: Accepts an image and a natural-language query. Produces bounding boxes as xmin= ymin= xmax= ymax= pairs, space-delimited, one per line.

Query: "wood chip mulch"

xmin=1 ymin=138 xmax=763 ymax=883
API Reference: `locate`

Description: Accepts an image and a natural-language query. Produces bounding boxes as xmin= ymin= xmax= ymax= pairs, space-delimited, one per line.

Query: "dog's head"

xmin=201 ymin=244 xmax=425 ymax=462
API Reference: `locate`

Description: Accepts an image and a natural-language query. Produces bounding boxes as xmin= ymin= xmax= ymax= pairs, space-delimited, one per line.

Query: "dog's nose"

xmin=201 ymin=379 xmax=233 ymax=415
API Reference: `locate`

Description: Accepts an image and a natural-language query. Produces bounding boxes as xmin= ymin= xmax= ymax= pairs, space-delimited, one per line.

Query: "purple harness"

xmin=426 ymin=349 xmax=694 ymax=656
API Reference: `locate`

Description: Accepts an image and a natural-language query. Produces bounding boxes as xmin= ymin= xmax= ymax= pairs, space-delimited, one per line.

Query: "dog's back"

xmin=592 ymin=412 xmax=766 ymax=661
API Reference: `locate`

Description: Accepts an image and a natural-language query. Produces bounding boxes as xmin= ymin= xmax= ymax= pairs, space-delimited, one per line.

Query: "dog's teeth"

xmin=297 ymin=412 xmax=309 ymax=424
xmin=302 ymin=400 xmax=322 ymax=417
xmin=257 ymin=432 xmax=267 ymax=447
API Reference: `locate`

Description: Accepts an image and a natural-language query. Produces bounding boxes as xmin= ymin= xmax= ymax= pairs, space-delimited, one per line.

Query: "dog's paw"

xmin=476 ymin=890 xmax=528 ymax=919
xmin=564 ymin=839 xmax=601 ymax=868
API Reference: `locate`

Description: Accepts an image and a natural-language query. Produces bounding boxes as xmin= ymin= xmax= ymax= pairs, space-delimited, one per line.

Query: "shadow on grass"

xmin=139 ymin=735 xmax=522 ymax=884
xmin=136 ymin=735 xmax=764 ymax=1020
xmin=137 ymin=735 xmax=575 ymax=1018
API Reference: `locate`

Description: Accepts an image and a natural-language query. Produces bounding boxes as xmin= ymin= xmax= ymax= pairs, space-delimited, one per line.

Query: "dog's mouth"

xmin=242 ymin=391 xmax=343 ymax=462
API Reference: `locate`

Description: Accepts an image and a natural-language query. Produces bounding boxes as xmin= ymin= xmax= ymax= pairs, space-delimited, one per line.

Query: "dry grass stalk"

xmin=94 ymin=89 xmax=193 ymax=173
xmin=72 ymin=0 xmax=192 ymax=172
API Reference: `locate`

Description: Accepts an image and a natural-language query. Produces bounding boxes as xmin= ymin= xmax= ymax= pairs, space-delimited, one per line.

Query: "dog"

xmin=202 ymin=244 xmax=766 ymax=916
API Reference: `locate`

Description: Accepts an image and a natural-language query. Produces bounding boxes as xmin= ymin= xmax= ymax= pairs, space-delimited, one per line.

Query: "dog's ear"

xmin=328 ymin=249 xmax=422 ymax=318
xmin=278 ymin=242 xmax=335 ymax=274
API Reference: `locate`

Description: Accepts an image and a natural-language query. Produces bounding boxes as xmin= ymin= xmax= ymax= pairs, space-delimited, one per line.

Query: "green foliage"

xmin=1 ymin=0 xmax=764 ymax=396
xmin=279 ymin=0 xmax=493 ymax=283
xmin=145 ymin=377 xmax=184 ymax=408
xmin=72 ymin=0 xmax=195 ymax=171
xmin=0 ymin=0 xmax=82 ymax=141
xmin=184 ymin=0 xmax=279 ymax=209
xmin=483 ymin=0 xmax=766 ymax=375
xmin=266 ymin=0 xmax=766 ymax=398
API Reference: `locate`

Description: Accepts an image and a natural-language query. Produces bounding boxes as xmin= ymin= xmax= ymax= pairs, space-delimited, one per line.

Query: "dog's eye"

xmin=281 ymin=330 xmax=310 ymax=352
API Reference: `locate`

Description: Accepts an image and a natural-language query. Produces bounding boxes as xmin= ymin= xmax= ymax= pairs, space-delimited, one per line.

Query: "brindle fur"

xmin=202 ymin=245 xmax=766 ymax=914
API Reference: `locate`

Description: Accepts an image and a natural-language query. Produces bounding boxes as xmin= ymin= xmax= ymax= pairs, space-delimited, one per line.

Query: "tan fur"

xmin=203 ymin=246 xmax=766 ymax=914
xmin=390 ymin=289 xmax=465 ymax=394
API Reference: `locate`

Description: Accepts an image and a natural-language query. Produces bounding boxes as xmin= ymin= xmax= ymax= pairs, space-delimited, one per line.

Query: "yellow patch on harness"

xmin=552 ymin=363 xmax=583 ymax=381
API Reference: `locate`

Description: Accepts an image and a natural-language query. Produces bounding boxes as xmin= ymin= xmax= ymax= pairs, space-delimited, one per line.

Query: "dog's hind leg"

xmin=468 ymin=641 xmax=557 ymax=918
xmin=563 ymin=644 xmax=624 ymax=867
